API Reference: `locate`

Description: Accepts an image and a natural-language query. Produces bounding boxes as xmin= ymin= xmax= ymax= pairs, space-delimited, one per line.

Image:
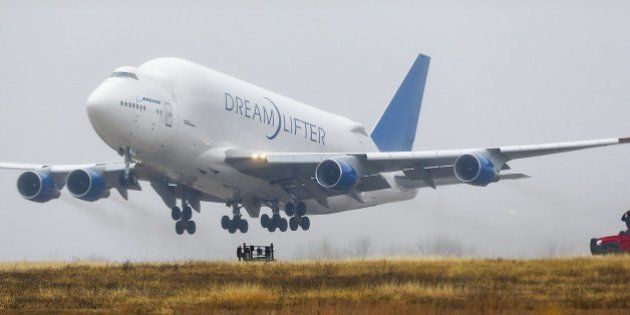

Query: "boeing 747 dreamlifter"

xmin=2 ymin=55 xmax=628 ymax=235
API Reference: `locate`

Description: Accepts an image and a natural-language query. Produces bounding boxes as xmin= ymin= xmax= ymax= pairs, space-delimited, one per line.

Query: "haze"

xmin=1 ymin=0 xmax=629 ymax=261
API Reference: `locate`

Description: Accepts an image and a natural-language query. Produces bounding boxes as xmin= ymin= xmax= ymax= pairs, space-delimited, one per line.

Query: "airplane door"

xmin=164 ymin=102 xmax=174 ymax=127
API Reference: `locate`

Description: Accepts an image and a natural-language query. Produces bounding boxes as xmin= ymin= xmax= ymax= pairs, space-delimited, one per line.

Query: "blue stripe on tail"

xmin=370 ymin=54 xmax=430 ymax=152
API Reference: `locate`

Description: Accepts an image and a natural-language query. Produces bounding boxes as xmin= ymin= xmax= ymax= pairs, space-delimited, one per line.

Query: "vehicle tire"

xmin=300 ymin=216 xmax=311 ymax=231
xmin=279 ymin=218 xmax=288 ymax=232
xmin=221 ymin=215 xmax=230 ymax=229
xmin=182 ymin=206 xmax=193 ymax=221
xmin=605 ymin=244 xmax=621 ymax=255
xmin=171 ymin=207 xmax=182 ymax=221
xmin=186 ymin=220 xmax=197 ymax=235
xmin=261 ymin=214 xmax=270 ymax=228
xmin=289 ymin=217 xmax=299 ymax=231
xmin=285 ymin=202 xmax=295 ymax=217
xmin=239 ymin=219 xmax=249 ymax=233
xmin=297 ymin=202 xmax=307 ymax=217
xmin=175 ymin=220 xmax=186 ymax=235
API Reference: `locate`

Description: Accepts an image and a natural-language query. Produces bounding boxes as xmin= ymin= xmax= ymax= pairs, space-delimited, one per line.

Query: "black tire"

xmin=268 ymin=220 xmax=277 ymax=233
xmin=604 ymin=244 xmax=621 ymax=255
xmin=228 ymin=224 xmax=237 ymax=234
xmin=289 ymin=217 xmax=299 ymax=231
xmin=239 ymin=219 xmax=249 ymax=233
xmin=272 ymin=213 xmax=281 ymax=225
xmin=182 ymin=206 xmax=193 ymax=221
xmin=175 ymin=220 xmax=186 ymax=235
xmin=171 ymin=207 xmax=182 ymax=221
xmin=285 ymin=202 xmax=295 ymax=217
xmin=300 ymin=216 xmax=311 ymax=231
xmin=221 ymin=215 xmax=230 ymax=229
xmin=279 ymin=218 xmax=288 ymax=232
xmin=261 ymin=214 xmax=270 ymax=228
xmin=186 ymin=220 xmax=197 ymax=235
xmin=297 ymin=202 xmax=307 ymax=217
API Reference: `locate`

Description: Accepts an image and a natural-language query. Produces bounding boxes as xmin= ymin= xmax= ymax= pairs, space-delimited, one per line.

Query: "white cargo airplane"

xmin=2 ymin=54 xmax=628 ymax=235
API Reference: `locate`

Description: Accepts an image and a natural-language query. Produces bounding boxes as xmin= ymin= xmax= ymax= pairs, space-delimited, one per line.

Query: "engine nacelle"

xmin=315 ymin=159 xmax=359 ymax=190
xmin=66 ymin=169 xmax=108 ymax=202
xmin=453 ymin=154 xmax=498 ymax=187
xmin=17 ymin=170 xmax=60 ymax=203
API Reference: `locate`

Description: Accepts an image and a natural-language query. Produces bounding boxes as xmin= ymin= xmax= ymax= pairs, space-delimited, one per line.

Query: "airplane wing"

xmin=0 ymin=161 xmax=128 ymax=173
xmin=0 ymin=161 xmax=143 ymax=200
xmin=225 ymin=137 xmax=629 ymax=205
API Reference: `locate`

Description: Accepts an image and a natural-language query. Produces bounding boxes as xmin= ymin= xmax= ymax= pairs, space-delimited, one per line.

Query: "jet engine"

xmin=453 ymin=153 xmax=498 ymax=187
xmin=66 ymin=169 xmax=109 ymax=202
xmin=17 ymin=170 xmax=60 ymax=203
xmin=315 ymin=159 xmax=359 ymax=190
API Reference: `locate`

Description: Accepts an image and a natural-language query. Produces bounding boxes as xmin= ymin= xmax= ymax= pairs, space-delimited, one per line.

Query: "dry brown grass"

xmin=0 ymin=257 xmax=628 ymax=313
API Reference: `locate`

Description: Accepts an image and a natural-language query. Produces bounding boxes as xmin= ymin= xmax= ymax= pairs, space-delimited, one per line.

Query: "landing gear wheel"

xmin=171 ymin=207 xmax=182 ymax=221
xmin=297 ymin=202 xmax=307 ymax=217
xmin=228 ymin=222 xmax=237 ymax=234
xmin=186 ymin=220 xmax=196 ymax=234
xmin=289 ymin=217 xmax=299 ymax=231
xmin=300 ymin=216 xmax=311 ymax=231
xmin=175 ymin=220 xmax=186 ymax=235
xmin=238 ymin=219 xmax=249 ymax=233
xmin=285 ymin=202 xmax=295 ymax=217
xmin=182 ymin=206 xmax=193 ymax=221
xmin=261 ymin=214 xmax=270 ymax=228
xmin=221 ymin=216 xmax=230 ymax=229
xmin=279 ymin=218 xmax=288 ymax=232
xmin=268 ymin=220 xmax=277 ymax=233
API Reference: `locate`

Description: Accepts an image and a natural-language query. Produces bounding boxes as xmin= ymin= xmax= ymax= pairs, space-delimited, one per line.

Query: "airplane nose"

xmin=86 ymin=85 xmax=108 ymax=120
xmin=86 ymin=83 xmax=117 ymax=135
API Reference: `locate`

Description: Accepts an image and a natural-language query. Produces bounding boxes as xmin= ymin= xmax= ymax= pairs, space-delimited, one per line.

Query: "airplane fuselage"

xmin=86 ymin=58 xmax=417 ymax=215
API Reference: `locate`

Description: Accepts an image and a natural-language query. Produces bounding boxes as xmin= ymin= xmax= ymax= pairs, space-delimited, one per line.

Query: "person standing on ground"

xmin=244 ymin=246 xmax=250 ymax=260
xmin=237 ymin=246 xmax=242 ymax=261
xmin=264 ymin=246 xmax=270 ymax=261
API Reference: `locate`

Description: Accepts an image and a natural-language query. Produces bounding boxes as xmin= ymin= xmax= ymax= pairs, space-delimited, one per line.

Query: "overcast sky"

xmin=1 ymin=0 xmax=629 ymax=261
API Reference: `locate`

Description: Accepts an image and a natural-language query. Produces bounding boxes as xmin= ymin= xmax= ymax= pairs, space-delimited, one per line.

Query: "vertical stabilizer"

xmin=370 ymin=54 xmax=430 ymax=151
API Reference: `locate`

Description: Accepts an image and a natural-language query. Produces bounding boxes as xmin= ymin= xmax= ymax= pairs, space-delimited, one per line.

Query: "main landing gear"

xmin=221 ymin=202 xmax=249 ymax=234
xmin=171 ymin=203 xmax=197 ymax=235
xmin=261 ymin=201 xmax=310 ymax=233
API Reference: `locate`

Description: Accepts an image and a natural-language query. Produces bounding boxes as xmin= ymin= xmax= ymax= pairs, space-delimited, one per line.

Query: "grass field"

xmin=0 ymin=257 xmax=628 ymax=313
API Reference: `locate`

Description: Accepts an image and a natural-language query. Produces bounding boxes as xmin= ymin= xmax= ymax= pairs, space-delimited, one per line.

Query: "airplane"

xmin=2 ymin=54 xmax=628 ymax=236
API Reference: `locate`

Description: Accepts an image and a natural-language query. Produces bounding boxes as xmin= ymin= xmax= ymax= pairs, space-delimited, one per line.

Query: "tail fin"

xmin=370 ymin=54 xmax=430 ymax=152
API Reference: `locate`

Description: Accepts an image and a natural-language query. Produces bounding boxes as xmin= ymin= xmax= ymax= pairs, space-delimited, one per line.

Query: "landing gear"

xmin=172 ymin=204 xmax=196 ymax=235
xmin=262 ymin=201 xmax=310 ymax=232
xmin=287 ymin=201 xmax=310 ymax=231
xmin=221 ymin=203 xmax=249 ymax=234
xmin=260 ymin=204 xmax=289 ymax=233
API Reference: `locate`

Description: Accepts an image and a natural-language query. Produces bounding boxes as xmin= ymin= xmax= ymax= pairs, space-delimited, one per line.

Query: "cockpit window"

xmin=110 ymin=71 xmax=138 ymax=80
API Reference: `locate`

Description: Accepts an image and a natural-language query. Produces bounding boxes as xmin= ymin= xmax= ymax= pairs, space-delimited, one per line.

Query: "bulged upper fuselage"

xmin=86 ymin=58 xmax=416 ymax=214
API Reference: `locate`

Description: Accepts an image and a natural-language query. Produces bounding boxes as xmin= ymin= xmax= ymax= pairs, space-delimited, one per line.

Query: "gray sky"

xmin=1 ymin=0 xmax=629 ymax=261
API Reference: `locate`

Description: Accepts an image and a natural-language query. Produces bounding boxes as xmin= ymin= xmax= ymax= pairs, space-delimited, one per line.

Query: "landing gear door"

xmin=164 ymin=102 xmax=174 ymax=127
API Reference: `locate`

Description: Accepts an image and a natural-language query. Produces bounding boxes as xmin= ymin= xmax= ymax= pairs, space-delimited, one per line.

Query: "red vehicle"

xmin=591 ymin=211 xmax=630 ymax=255
xmin=591 ymin=232 xmax=630 ymax=255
